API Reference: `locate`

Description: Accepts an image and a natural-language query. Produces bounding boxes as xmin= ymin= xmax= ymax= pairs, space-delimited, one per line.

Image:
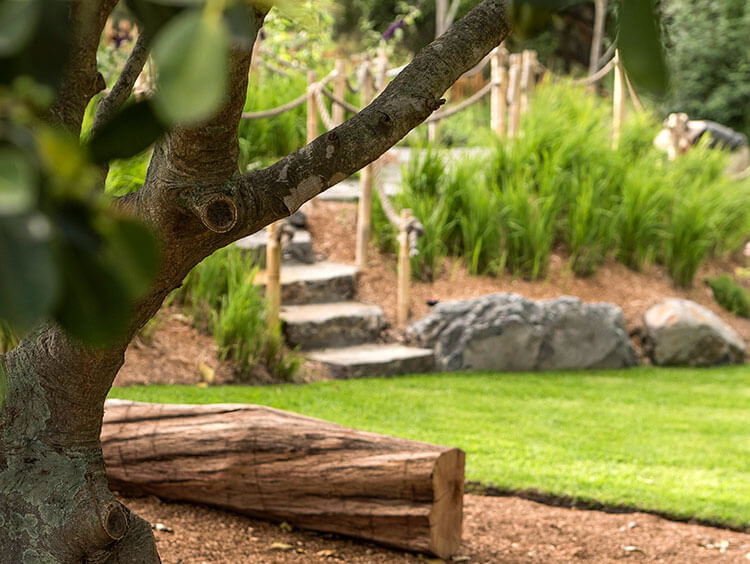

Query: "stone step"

xmin=235 ymin=228 xmax=314 ymax=266
xmin=255 ymin=262 xmax=358 ymax=305
xmin=307 ymin=344 xmax=435 ymax=379
xmin=281 ymin=302 xmax=385 ymax=350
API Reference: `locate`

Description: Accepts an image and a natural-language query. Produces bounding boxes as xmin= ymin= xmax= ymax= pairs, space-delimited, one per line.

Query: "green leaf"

xmin=88 ymin=102 xmax=165 ymax=163
xmin=0 ymin=214 xmax=59 ymax=330
xmin=0 ymin=0 xmax=41 ymax=56
xmin=0 ymin=146 xmax=37 ymax=215
xmin=619 ymin=0 xmax=668 ymax=97
xmin=0 ymin=0 xmax=70 ymax=87
xmin=54 ymin=243 xmax=131 ymax=347
xmin=152 ymin=10 xmax=229 ymax=125
xmin=102 ymin=217 xmax=160 ymax=299
xmin=125 ymin=0 xmax=181 ymax=36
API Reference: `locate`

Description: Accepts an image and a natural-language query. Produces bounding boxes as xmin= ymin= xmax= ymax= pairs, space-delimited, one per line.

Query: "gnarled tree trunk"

xmin=0 ymin=1 xmax=510 ymax=562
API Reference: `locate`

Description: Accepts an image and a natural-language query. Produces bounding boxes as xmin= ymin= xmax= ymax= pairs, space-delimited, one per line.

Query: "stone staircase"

xmin=238 ymin=229 xmax=434 ymax=380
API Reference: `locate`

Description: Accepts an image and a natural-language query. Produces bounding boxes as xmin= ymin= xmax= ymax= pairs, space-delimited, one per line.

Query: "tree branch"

xmin=50 ymin=0 xmax=119 ymax=134
xmin=91 ymin=30 xmax=152 ymax=138
xmin=233 ymin=0 xmax=511 ymax=237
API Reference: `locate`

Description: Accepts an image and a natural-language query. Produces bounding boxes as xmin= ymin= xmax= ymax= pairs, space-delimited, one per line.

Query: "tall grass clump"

xmin=373 ymin=146 xmax=504 ymax=280
xmin=377 ymin=80 xmax=750 ymax=286
xmin=238 ymin=69 xmax=308 ymax=165
xmin=174 ymin=247 xmax=300 ymax=382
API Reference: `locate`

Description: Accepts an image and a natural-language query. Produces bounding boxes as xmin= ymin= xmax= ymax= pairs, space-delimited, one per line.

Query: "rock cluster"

xmin=407 ymin=293 xmax=638 ymax=372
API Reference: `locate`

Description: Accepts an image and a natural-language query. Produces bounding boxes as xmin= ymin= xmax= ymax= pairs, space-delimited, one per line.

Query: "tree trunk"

xmin=101 ymin=400 xmax=465 ymax=559
xmin=1 ymin=1 xmax=510 ymax=561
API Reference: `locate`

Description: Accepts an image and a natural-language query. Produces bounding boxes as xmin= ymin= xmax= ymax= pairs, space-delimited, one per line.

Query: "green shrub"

xmin=706 ymin=275 xmax=750 ymax=318
xmin=238 ymin=70 xmax=308 ymax=164
xmin=174 ymin=247 xmax=300 ymax=382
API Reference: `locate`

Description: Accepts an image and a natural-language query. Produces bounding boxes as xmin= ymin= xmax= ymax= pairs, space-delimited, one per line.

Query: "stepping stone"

xmin=281 ymin=302 xmax=385 ymax=350
xmin=307 ymin=343 xmax=435 ymax=379
xmin=255 ymin=262 xmax=358 ymax=305
xmin=236 ymin=228 xmax=314 ymax=265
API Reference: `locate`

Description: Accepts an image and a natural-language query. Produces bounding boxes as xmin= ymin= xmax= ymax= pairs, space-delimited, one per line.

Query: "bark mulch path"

xmin=120 ymin=494 xmax=750 ymax=563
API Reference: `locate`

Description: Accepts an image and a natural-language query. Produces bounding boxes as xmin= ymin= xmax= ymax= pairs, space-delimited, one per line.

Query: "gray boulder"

xmin=407 ymin=293 xmax=638 ymax=371
xmin=643 ymin=298 xmax=746 ymax=366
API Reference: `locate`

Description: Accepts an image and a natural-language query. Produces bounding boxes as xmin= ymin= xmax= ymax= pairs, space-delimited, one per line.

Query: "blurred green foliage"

xmin=660 ymin=0 xmax=750 ymax=136
xmin=706 ymin=275 xmax=750 ymax=319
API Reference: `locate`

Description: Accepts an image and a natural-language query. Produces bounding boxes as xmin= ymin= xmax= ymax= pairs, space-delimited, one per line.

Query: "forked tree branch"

xmin=232 ymin=0 xmax=511 ymax=239
xmin=91 ymin=30 xmax=152 ymax=137
xmin=50 ymin=0 xmax=120 ymax=134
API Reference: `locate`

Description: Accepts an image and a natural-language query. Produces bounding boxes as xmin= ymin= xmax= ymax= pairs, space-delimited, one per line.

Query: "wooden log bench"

xmin=102 ymin=399 xmax=465 ymax=559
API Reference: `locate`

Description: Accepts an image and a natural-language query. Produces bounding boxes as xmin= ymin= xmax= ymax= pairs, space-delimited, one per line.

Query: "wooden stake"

xmin=588 ymin=0 xmax=607 ymax=88
xmin=397 ymin=209 xmax=412 ymax=326
xmin=490 ymin=46 xmax=508 ymax=137
xmin=428 ymin=120 xmax=438 ymax=144
xmin=520 ymin=49 xmax=533 ymax=115
xmin=306 ymin=70 xmax=318 ymax=144
xmin=249 ymin=29 xmax=263 ymax=81
xmin=612 ymin=50 xmax=625 ymax=150
xmin=265 ymin=221 xmax=282 ymax=331
xmin=355 ymin=66 xmax=375 ymax=267
xmin=507 ymin=53 xmax=522 ymax=138
xmin=436 ymin=0 xmax=448 ymax=38
xmin=332 ymin=59 xmax=346 ymax=126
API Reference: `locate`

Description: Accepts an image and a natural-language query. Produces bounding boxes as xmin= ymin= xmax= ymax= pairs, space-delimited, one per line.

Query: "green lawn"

xmin=110 ymin=366 xmax=750 ymax=527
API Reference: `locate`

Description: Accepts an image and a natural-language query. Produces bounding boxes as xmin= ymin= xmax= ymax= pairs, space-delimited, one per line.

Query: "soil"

xmin=115 ymin=200 xmax=750 ymax=562
xmin=120 ymin=493 xmax=750 ymax=563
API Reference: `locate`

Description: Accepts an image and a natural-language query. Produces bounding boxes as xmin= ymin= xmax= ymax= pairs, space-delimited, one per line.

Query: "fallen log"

xmin=101 ymin=399 xmax=465 ymax=559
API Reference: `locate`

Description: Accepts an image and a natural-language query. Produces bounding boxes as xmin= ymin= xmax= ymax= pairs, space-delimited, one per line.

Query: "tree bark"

xmin=101 ymin=400 xmax=465 ymax=559
xmin=1 ymin=1 xmax=511 ymax=562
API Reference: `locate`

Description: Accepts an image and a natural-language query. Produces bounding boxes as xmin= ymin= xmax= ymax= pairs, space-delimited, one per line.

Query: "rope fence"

xmin=251 ymin=42 xmax=640 ymax=328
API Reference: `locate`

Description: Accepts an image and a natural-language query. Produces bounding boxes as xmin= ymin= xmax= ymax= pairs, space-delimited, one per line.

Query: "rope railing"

xmin=425 ymin=81 xmax=493 ymax=123
xmin=320 ymin=86 xmax=361 ymax=115
xmin=241 ymin=71 xmax=336 ymax=121
xmin=572 ymin=56 xmax=615 ymax=86
xmin=241 ymin=92 xmax=307 ymax=120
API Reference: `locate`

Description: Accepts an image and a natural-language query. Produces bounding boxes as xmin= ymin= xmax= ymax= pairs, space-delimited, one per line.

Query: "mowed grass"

xmin=110 ymin=366 xmax=750 ymax=527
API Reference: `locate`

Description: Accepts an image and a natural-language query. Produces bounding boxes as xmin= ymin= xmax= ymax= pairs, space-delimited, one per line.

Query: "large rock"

xmin=643 ymin=299 xmax=746 ymax=366
xmin=407 ymin=293 xmax=638 ymax=372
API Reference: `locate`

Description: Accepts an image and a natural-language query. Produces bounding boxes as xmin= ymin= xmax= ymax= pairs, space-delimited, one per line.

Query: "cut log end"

xmin=430 ymin=448 xmax=465 ymax=558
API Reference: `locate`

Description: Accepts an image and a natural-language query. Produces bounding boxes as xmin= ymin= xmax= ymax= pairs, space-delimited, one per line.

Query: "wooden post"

xmin=490 ymin=46 xmax=508 ymax=137
xmin=428 ymin=120 xmax=438 ymax=144
xmin=397 ymin=209 xmax=412 ymax=326
xmin=667 ymin=112 xmax=688 ymax=161
xmin=306 ymin=70 xmax=318 ymax=144
xmin=588 ymin=0 xmax=607 ymax=88
xmin=332 ymin=59 xmax=346 ymax=126
xmin=612 ymin=50 xmax=625 ymax=150
xmin=520 ymin=49 xmax=533 ymax=115
xmin=507 ymin=53 xmax=522 ymax=139
xmin=355 ymin=65 xmax=375 ymax=268
xmin=526 ymin=50 xmax=537 ymax=110
xmin=265 ymin=221 xmax=282 ymax=330
xmin=436 ymin=0 xmax=447 ymax=38
xmin=249 ymin=28 xmax=263 ymax=81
